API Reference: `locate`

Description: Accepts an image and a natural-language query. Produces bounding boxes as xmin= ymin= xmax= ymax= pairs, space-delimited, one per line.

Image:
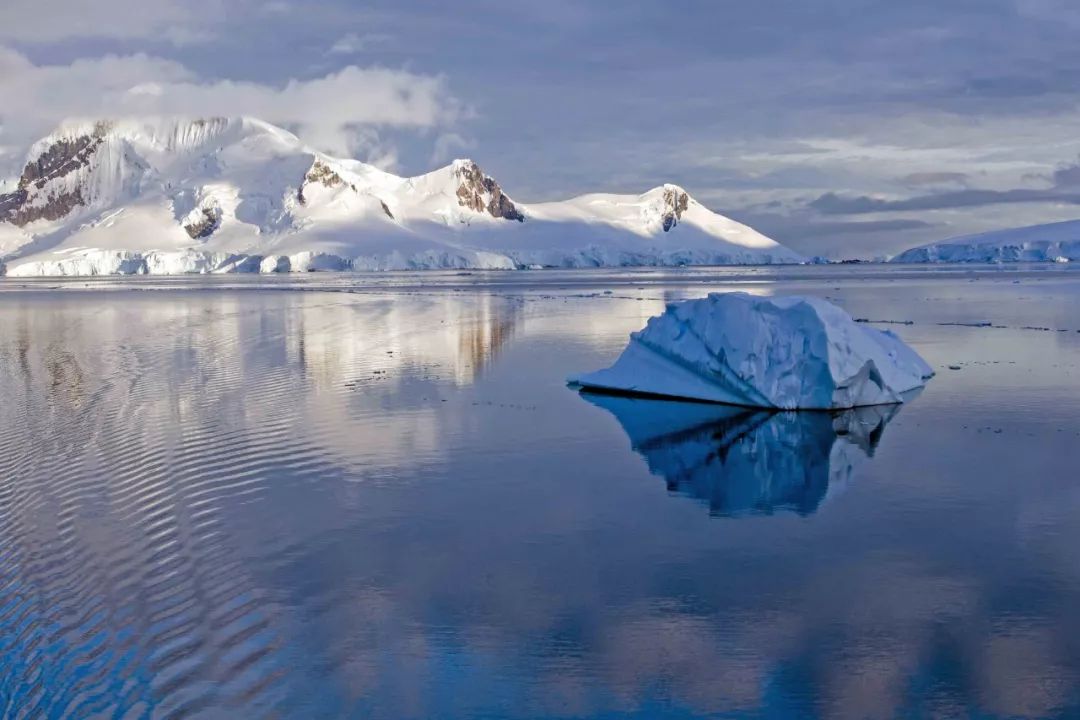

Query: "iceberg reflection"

xmin=581 ymin=392 xmax=904 ymax=517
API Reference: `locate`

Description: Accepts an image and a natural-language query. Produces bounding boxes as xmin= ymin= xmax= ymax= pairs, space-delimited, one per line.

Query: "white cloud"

xmin=260 ymin=1 xmax=292 ymax=16
xmin=430 ymin=132 xmax=474 ymax=164
xmin=327 ymin=32 xmax=391 ymax=55
xmin=0 ymin=46 xmax=462 ymax=168
xmin=346 ymin=127 xmax=400 ymax=171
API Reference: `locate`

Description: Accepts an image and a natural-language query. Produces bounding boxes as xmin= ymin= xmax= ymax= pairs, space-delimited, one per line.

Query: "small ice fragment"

xmin=569 ymin=292 xmax=934 ymax=410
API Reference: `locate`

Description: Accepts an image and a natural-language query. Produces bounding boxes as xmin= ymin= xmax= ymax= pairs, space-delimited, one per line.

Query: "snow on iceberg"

xmin=570 ymin=292 xmax=933 ymax=410
xmin=580 ymin=393 xmax=902 ymax=516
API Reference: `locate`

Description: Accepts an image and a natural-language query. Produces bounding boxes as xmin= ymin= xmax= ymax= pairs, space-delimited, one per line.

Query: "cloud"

xmin=899 ymin=172 xmax=970 ymax=188
xmin=0 ymin=0 xmax=237 ymax=44
xmin=1049 ymin=157 xmax=1080 ymax=188
xmin=809 ymin=188 xmax=1080 ymax=215
xmin=430 ymin=132 xmax=474 ymax=164
xmin=12 ymin=0 xmax=1080 ymax=256
xmin=327 ymin=33 xmax=390 ymax=55
xmin=260 ymin=1 xmax=292 ymax=15
xmin=0 ymin=46 xmax=461 ymax=166
xmin=726 ymin=210 xmax=938 ymax=259
xmin=795 ymin=218 xmax=934 ymax=235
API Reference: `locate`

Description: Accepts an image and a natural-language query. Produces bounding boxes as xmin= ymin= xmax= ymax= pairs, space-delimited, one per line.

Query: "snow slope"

xmin=0 ymin=117 xmax=803 ymax=276
xmin=570 ymin=292 xmax=934 ymax=410
xmin=891 ymin=220 xmax=1080 ymax=263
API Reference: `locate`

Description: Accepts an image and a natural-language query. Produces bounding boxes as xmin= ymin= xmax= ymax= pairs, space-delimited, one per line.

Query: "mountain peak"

xmin=1 ymin=115 xmax=804 ymax=274
xmin=449 ymin=158 xmax=524 ymax=223
xmin=642 ymin=184 xmax=692 ymax=232
xmin=450 ymin=157 xmax=478 ymax=170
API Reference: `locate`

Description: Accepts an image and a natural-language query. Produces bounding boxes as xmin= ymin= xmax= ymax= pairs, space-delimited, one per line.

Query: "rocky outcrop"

xmin=661 ymin=186 xmax=690 ymax=232
xmin=0 ymin=186 xmax=87 ymax=227
xmin=297 ymin=159 xmax=347 ymax=205
xmin=21 ymin=133 xmax=103 ymax=188
xmin=0 ymin=189 xmax=31 ymax=222
xmin=183 ymin=205 xmax=222 ymax=239
xmin=454 ymin=161 xmax=524 ymax=222
xmin=0 ymin=127 xmax=111 ymax=227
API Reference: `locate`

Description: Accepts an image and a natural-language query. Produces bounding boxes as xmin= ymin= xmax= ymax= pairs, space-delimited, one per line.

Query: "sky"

xmin=4 ymin=0 xmax=1080 ymax=257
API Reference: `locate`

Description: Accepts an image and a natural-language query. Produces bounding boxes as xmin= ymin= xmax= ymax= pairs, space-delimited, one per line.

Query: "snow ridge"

xmin=1 ymin=116 xmax=804 ymax=276
xmin=892 ymin=219 xmax=1080 ymax=263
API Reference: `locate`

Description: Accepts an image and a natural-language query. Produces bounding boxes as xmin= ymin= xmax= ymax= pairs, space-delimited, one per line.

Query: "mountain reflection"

xmin=580 ymin=392 xmax=902 ymax=517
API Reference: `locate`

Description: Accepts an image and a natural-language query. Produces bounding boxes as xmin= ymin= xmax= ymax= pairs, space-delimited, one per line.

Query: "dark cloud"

xmin=1051 ymin=158 xmax=1080 ymax=188
xmin=11 ymin=0 xmax=1080 ymax=254
xmin=725 ymin=212 xmax=938 ymax=259
xmin=900 ymin=172 xmax=970 ymax=188
xmin=810 ymin=189 xmax=1080 ymax=215
xmin=800 ymin=218 xmax=933 ymax=234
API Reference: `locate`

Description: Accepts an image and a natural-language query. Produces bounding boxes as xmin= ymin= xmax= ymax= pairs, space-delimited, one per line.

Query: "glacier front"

xmin=891 ymin=219 xmax=1080 ymax=263
xmin=570 ymin=293 xmax=934 ymax=410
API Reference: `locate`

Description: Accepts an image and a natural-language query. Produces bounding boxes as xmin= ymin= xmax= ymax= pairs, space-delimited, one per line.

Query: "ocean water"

xmin=1 ymin=265 xmax=1079 ymax=719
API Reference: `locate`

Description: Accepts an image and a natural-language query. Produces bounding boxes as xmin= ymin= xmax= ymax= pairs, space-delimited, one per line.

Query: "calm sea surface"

xmin=1 ymin=266 xmax=1079 ymax=719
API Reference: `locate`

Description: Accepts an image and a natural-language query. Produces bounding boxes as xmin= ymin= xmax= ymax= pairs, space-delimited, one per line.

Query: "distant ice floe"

xmin=570 ymin=292 xmax=933 ymax=410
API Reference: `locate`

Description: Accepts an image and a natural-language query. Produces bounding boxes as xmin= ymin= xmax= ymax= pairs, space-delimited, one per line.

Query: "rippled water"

xmin=2 ymin=266 xmax=1080 ymax=718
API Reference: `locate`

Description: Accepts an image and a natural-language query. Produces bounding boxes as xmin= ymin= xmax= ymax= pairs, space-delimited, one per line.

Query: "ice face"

xmin=891 ymin=218 xmax=1080 ymax=264
xmin=579 ymin=392 xmax=903 ymax=517
xmin=570 ymin=292 xmax=934 ymax=410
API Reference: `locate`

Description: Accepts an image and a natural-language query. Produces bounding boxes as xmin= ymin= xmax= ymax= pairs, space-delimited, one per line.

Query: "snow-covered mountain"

xmin=0 ymin=117 xmax=803 ymax=276
xmin=891 ymin=220 xmax=1080 ymax=264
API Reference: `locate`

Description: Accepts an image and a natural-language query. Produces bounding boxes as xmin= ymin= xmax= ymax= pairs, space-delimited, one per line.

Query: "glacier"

xmin=0 ymin=117 xmax=804 ymax=276
xmin=569 ymin=292 xmax=934 ymax=410
xmin=892 ymin=219 xmax=1080 ymax=263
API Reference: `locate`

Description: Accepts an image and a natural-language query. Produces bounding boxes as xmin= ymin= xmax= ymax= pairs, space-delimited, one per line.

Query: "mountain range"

xmin=0 ymin=117 xmax=803 ymax=276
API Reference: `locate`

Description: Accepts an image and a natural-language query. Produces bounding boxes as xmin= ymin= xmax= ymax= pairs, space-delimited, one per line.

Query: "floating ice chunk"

xmin=570 ymin=292 xmax=933 ymax=409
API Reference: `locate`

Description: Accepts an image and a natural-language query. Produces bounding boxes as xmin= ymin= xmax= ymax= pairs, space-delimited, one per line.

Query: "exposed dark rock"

xmin=0 ymin=125 xmax=110 ymax=227
xmin=183 ymin=206 xmax=221 ymax=239
xmin=1 ymin=187 xmax=87 ymax=226
xmin=297 ymin=159 xmax=344 ymax=205
xmin=454 ymin=161 xmax=524 ymax=222
xmin=0 ymin=189 xmax=28 ymax=219
xmin=380 ymin=200 xmax=395 ymax=219
xmin=661 ymin=187 xmax=690 ymax=232
xmin=20 ymin=133 xmax=104 ymax=191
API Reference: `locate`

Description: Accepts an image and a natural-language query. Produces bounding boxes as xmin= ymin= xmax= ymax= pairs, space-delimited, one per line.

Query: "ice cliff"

xmin=570 ymin=293 xmax=933 ymax=410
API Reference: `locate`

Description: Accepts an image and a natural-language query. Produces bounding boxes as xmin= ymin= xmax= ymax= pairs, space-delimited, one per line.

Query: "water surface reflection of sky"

xmin=1 ymin=268 xmax=1079 ymax=718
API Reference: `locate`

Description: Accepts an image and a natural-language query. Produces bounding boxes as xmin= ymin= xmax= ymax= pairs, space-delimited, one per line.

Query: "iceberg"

xmin=570 ymin=293 xmax=933 ymax=409
xmin=581 ymin=393 xmax=902 ymax=517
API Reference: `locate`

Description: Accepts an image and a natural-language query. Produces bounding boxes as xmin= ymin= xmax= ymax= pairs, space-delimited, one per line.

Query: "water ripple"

xmin=0 ymin=296 xmax=340 ymax=718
